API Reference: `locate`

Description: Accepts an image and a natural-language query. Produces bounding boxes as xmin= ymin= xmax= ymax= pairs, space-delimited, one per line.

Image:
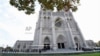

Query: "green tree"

xmin=10 ymin=0 xmax=80 ymax=15
xmin=5 ymin=46 xmax=13 ymax=52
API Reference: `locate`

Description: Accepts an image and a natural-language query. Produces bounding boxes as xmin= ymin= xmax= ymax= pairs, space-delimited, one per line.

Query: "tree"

xmin=10 ymin=0 xmax=80 ymax=15
xmin=4 ymin=46 xmax=13 ymax=52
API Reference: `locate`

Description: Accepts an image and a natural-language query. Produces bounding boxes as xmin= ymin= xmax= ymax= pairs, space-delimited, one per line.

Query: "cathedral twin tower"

xmin=32 ymin=9 xmax=87 ymax=51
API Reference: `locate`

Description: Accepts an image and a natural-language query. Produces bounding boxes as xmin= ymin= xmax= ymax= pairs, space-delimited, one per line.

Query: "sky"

xmin=0 ymin=0 xmax=100 ymax=47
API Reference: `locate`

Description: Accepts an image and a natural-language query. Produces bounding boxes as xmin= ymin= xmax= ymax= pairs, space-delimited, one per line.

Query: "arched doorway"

xmin=43 ymin=37 xmax=50 ymax=50
xmin=74 ymin=37 xmax=81 ymax=50
xmin=57 ymin=35 xmax=65 ymax=49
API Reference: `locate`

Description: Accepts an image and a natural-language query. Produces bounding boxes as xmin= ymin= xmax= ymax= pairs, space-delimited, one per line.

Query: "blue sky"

xmin=0 ymin=0 xmax=100 ymax=47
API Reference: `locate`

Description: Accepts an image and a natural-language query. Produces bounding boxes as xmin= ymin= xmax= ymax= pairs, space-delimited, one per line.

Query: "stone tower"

xmin=32 ymin=9 xmax=87 ymax=51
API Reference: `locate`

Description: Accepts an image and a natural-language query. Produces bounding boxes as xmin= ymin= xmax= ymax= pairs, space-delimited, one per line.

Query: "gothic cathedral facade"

xmin=32 ymin=10 xmax=87 ymax=51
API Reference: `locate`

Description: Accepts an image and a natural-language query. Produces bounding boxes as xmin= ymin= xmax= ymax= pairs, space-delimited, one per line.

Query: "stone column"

xmin=51 ymin=13 xmax=57 ymax=50
xmin=39 ymin=11 xmax=43 ymax=49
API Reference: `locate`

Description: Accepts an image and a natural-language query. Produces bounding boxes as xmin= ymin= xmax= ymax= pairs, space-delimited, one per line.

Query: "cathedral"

xmin=13 ymin=9 xmax=88 ymax=52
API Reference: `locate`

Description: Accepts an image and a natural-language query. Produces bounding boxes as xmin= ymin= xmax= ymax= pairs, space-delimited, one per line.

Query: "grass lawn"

xmin=1 ymin=52 xmax=100 ymax=56
xmin=71 ymin=53 xmax=100 ymax=56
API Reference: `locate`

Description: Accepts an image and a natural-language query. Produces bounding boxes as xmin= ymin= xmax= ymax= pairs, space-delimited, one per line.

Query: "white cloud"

xmin=0 ymin=0 xmax=40 ymax=47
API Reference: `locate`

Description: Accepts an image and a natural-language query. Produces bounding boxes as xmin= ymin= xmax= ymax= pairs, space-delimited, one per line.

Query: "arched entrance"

xmin=57 ymin=35 xmax=65 ymax=49
xmin=74 ymin=37 xmax=81 ymax=50
xmin=43 ymin=37 xmax=50 ymax=50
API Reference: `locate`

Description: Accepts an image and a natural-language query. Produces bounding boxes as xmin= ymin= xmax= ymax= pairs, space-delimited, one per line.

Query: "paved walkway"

xmin=41 ymin=49 xmax=83 ymax=54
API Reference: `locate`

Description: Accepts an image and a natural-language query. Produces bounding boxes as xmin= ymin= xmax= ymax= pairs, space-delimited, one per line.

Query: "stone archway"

xmin=43 ymin=37 xmax=50 ymax=50
xmin=57 ymin=35 xmax=65 ymax=49
xmin=74 ymin=37 xmax=81 ymax=50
